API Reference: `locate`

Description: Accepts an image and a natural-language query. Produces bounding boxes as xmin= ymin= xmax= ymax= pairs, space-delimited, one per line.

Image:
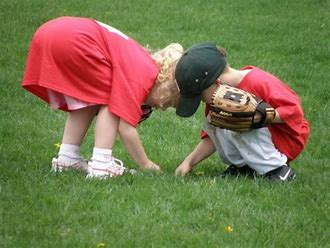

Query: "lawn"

xmin=0 ymin=0 xmax=329 ymax=247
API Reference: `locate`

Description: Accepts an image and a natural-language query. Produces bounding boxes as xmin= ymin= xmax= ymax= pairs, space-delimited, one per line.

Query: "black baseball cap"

xmin=175 ymin=43 xmax=227 ymax=117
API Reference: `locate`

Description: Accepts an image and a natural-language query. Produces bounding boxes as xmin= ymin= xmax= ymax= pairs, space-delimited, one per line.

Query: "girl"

xmin=22 ymin=16 xmax=183 ymax=178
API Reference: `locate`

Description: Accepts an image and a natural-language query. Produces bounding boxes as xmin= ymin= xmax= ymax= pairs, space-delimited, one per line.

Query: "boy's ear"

xmin=215 ymin=77 xmax=221 ymax=85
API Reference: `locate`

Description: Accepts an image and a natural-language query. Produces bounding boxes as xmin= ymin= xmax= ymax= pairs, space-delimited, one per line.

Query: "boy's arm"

xmin=175 ymin=137 xmax=216 ymax=176
xmin=272 ymin=109 xmax=283 ymax=123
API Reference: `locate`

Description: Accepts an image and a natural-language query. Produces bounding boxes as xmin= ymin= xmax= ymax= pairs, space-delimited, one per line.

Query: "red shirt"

xmin=202 ymin=66 xmax=310 ymax=161
xmin=22 ymin=17 xmax=159 ymax=126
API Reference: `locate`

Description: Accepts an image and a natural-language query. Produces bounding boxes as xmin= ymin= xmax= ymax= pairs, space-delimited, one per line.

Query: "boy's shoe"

xmin=86 ymin=158 xmax=136 ymax=179
xmin=265 ymin=164 xmax=296 ymax=182
xmin=222 ymin=164 xmax=256 ymax=177
xmin=51 ymin=157 xmax=88 ymax=172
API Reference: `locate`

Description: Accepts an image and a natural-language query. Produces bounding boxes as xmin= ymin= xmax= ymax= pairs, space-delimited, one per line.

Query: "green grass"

xmin=1 ymin=0 xmax=329 ymax=247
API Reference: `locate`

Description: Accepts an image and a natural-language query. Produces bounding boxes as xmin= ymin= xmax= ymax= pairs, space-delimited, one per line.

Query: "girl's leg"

xmin=88 ymin=105 xmax=126 ymax=177
xmin=62 ymin=105 xmax=100 ymax=145
xmin=57 ymin=105 xmax=100 ymax=165
xmin=91 ymin=105 xmax=119 ymax=164
xmin=94 ymin=105 xmax=119 ymax=149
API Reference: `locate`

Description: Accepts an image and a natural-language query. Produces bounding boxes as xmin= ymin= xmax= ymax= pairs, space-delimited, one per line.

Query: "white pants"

xmin=203 ymin=120 xmax=287 ymax=175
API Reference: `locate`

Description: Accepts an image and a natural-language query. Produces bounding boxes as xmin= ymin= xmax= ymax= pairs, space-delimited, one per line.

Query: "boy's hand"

xmin=175 ymin=162 xmax=193 ymax=176
xmin=210 ymin=84 xmax=276 ymax=132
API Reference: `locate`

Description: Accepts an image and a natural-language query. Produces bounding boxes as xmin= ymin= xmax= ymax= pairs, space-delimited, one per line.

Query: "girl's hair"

xmin=151 ymin=43 xmax=184 ymax=110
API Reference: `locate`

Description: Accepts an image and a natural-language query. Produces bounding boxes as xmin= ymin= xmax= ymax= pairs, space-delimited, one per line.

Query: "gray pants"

xmin=203 ymin=120 xmax=287 ymax=175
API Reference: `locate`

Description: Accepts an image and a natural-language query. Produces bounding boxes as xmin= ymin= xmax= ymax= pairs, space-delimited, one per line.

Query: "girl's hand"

xmin=140 ymin=160 xmax=161 ymax=172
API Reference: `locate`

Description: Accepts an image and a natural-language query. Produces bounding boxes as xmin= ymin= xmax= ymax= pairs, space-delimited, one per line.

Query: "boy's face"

xmin=201 ymin=83 xmax=219 ymax=104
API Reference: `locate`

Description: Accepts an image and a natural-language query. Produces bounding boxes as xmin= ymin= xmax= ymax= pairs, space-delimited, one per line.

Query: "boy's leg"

xmin=236 ymin=128 xmax=287 ymax=175
xmin=206 ymin=121 xmax=295 ymax=181
xmin=204 ymin=121 xmax=253 ymax=176
xmin=233 ymin=128 xmax=296 ymax=182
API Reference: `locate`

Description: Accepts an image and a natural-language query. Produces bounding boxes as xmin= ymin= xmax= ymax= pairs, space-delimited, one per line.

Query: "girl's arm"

xmin=118 ymin=119 xmax=160 ymax=171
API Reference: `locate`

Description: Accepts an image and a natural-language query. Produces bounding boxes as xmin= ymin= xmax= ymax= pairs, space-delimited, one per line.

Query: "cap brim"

xmin=176 ymin=94 xmax=202 ymax=117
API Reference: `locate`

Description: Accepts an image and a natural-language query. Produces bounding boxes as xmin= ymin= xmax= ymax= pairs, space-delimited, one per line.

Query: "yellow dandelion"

xmin=54 ymin=143 xmax=61 ymax=149
xmin=224 ymin=225 xmax=234 ymax=233
xmin=97 ymin=242 xmax=106 ymax=248
xmin=195 ymin=171 xmax=204 ymax=176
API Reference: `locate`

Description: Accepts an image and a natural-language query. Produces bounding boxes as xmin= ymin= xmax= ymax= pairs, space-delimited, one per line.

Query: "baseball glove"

xmin=209 ymin=84 xmax=276 ymax=132
xmin=138 ymin=104 xmax=153 ymax=124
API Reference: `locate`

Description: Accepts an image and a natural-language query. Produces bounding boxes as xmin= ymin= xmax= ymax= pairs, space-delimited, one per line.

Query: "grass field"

xmin=1 ymin=0 xmax=329 ymax=247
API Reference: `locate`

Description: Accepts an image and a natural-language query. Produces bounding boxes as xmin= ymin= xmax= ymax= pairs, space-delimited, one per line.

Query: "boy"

xmin=174 ymin=43 xmax=309 ymax=182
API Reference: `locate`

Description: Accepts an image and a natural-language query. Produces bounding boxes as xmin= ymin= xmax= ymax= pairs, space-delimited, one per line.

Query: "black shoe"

xmin=222 ymin=164 xmax=256 ymax=177
xmin=265 ymin=164 xmax=296 ymax=182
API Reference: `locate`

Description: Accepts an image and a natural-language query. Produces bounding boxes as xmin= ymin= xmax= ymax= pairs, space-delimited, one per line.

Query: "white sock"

xmin=91 ymin=147 xmax=113 ymax=168
xmin=57 ymin=144 xmax=82 ymax=165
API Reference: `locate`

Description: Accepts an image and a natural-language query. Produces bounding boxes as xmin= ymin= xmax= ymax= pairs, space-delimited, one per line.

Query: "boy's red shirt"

xmin=201 ymin=66 xmax=310 ymax=161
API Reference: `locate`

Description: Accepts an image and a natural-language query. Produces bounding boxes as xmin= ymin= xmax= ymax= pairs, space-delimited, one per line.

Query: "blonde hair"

xmin=150 ymin=43 xmax=184 ymax=110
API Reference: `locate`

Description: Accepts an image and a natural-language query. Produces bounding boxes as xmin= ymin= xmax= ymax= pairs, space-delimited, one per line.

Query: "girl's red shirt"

xmin=22 ymin=17 xmax=159 ymax=127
